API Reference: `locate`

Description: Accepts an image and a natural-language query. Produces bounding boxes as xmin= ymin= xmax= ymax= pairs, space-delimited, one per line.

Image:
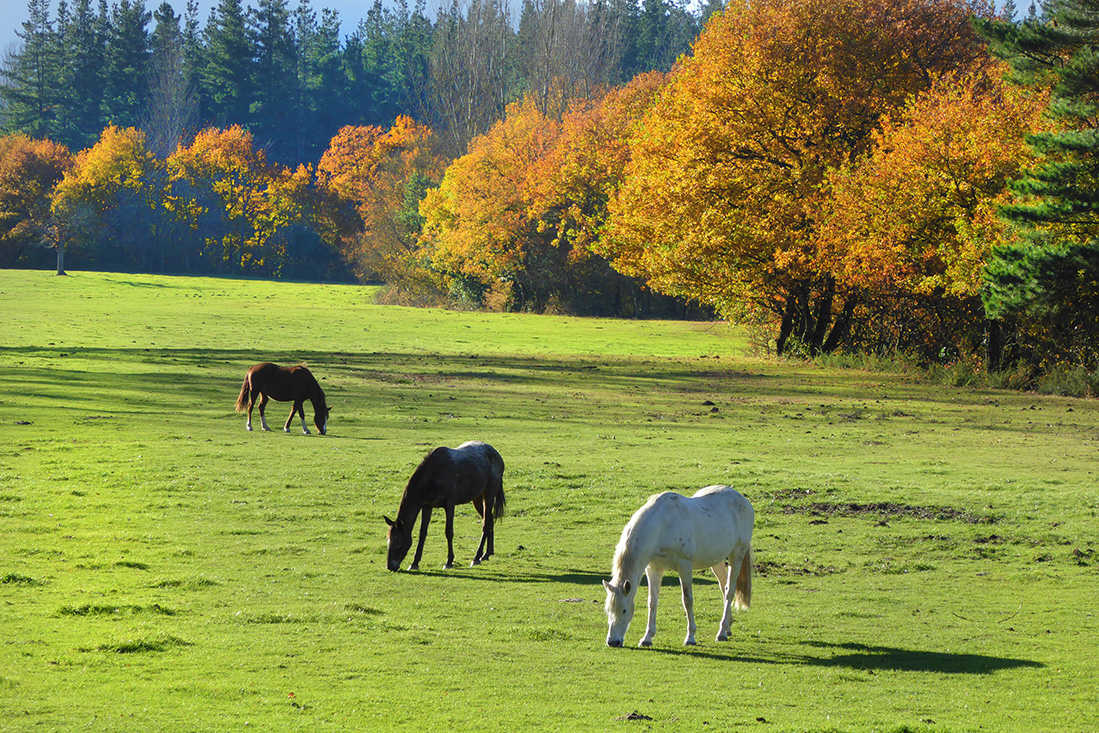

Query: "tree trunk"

xmin=808 ymin=277 xmax=836 ymax=354
xmin=56 ymin=245 xmax=66 ymax=276
xmin=776 ymin=292 xmax=798 ymax=355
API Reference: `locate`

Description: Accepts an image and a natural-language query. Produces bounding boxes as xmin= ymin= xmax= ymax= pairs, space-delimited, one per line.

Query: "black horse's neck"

xmin=395 ymin=452 xmax=438 ymax=523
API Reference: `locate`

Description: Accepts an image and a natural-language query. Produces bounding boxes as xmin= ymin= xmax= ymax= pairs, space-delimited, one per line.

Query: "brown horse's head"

xmin=384 ymin=515 xmax=412 ymax=571
xmin=315 ymin=405 xmax=331 ymax=435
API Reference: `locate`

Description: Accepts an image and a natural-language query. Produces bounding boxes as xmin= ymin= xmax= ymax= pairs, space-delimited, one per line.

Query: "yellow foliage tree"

xmin=51 ymin=126 xmax=168 ymax=272
xmin=606 ymin=0 xmax=989 ymax=354
xmin=419 ymin=98 xmax=563 ymax=309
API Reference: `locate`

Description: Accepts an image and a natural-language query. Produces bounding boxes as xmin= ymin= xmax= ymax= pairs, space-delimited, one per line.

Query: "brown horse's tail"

xmin=235 ymin=375 xmax=251 ymax=412
xmin=734 ymin=546 xmax=752 ymax=611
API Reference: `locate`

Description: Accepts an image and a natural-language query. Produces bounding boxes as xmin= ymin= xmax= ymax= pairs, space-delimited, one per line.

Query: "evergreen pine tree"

xmin=250 ymin=0 xmax=298 ymax=160
xmin=203 ymin=0 xmax=254 ymax=127
xmin=55 ymin=0 xmax=107 ymax=148
xmin=978 ymin=0 xmax=1099 ymax=366
xmin=103 ymin=0 xmax=152 ymax=128
xmin=1 ymin=0 xmax=61 ymax=138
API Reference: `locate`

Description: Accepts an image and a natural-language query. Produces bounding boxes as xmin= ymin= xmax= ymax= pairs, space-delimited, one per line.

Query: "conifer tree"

xmin=103 ymin=0 xmax=152 ymax=128
xmin=978 ymin=0 xmax=1099 ymax=365
xmin=203 ymin=0 xmax=254 ymax=127
xmin=1 ymin=0 xmax=61 ymax=138
xmin=250 ymin=0 xmax=298 ymax=160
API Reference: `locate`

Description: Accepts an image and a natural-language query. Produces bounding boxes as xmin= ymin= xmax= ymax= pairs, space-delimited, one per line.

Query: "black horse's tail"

xmin=235 ymin=375 xmax=251 ymax=412
xmin=492 ymin=484 xmax=506 ymax=521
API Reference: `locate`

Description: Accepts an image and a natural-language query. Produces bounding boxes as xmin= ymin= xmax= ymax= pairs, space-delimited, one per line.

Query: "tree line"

xmin=1 ymin=0 xmax=713 ymax=162
xmin=1 ymin=0 xmax=1097 ymax=389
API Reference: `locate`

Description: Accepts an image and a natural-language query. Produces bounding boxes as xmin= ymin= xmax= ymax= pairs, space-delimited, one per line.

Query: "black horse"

xmin=384 ymin=441 xmax=506 ymax=571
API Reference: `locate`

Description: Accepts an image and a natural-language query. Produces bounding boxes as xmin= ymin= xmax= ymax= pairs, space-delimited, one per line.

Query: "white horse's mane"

xmin=611 ymin=498 xmax=661 ymax=584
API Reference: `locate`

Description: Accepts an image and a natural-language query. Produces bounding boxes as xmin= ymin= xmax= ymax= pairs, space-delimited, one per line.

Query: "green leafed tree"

xmin=977 ymin=0 xmax=1099 ymax=369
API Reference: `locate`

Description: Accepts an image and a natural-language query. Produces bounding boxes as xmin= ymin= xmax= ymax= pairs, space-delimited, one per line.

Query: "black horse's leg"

xmin=472 ymin=497 xmax=488 ymax=566
xmin=258 ymin=394 xmax=271 ymax=431
xmin=443 ymin=504 xmax=456 ymax=569
xmin=410 ymin=506 xmax=431 ymax=571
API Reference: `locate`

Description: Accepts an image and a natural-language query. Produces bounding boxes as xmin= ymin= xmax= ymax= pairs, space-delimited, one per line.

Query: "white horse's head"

xmin=603 ymin=578 xmax=635 ymax=647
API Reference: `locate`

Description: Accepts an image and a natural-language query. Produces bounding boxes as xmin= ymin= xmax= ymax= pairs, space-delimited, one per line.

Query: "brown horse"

xmin=384 ymin=441 xmax=505 ymax=571
xmin=235 ymin=362 xmax=330 ymax=435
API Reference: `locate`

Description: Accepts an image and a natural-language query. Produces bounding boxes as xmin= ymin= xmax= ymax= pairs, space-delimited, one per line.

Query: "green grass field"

xmin=1 ymin=270 xmax=1096 ymax=731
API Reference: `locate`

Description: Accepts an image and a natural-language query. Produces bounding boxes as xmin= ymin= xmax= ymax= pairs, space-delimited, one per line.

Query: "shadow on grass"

xmin=409 ymin=566 xmax=716 ymax=588
xmin=634 ymin=639 xmax=1043 ymax=674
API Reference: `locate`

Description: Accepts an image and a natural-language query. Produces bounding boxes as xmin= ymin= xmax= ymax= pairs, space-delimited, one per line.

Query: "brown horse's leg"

xmin=287 ymin=401 xmax=310 ymax=434
xmin=443 ymin=504 xmax=456 ymax=569
xmin=258 ymin=394 xmax=271 ymax=431
xmin=409 ymin=506 xmax=432 ymax=571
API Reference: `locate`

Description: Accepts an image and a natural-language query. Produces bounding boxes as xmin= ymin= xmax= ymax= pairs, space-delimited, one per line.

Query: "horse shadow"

xmin=639 ymin=639 xmax=1043 ymax=675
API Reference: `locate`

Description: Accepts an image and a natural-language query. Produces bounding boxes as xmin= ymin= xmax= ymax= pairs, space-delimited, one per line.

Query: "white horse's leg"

xmin=714 ymin=561 xmax=734 ymax=641
xmin=639 ymin=565 xmax=661 ymax=647
xmin=679 ymin=562 xmax=696 ymax=645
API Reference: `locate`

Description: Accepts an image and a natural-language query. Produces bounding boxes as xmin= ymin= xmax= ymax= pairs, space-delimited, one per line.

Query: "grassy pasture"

xmin=1 ymin=269 xmax=1097 ymax=731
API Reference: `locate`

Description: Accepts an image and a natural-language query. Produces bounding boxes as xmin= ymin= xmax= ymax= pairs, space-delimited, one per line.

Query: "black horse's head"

xmin=384 ymin=515 xmax=412 ymax=571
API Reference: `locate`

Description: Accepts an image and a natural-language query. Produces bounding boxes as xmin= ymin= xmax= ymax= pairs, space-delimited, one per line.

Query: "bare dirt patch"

xmin=782 ymin=502 xmax=997 ymax=524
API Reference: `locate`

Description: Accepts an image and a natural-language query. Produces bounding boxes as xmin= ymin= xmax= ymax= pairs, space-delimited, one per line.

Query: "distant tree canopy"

xmin=1 ymin=0 xmax=709 ymax=164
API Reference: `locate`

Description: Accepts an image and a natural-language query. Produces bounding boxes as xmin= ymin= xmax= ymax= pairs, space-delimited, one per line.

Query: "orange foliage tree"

xmin=50 ymin=126 xmax=170 ymax=272
xmin=166 ymin=125 xmax=338 ymax=276
xmin=0 ymin=133 xmax=73 ymax=270
xmin=819 ymin=67 xmax=1046 ymax=359
xmin=528 ymin=71 xmax=666 ymax=258
xmin=605 ymin=0 xmax=990 ymax=354
xmin=317 ymin=116 xmax=446 ymax=285
xmin=419 ymin=98 xmax=564 ymax=310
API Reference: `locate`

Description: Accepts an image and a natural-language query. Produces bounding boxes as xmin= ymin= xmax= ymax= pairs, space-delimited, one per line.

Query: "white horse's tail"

xmin=734 ymin=546 xmax=752 ymax=610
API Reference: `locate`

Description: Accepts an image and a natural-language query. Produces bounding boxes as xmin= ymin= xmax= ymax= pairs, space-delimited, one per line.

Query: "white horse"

xmin=603 ymin=485 xmax=754 ymax=647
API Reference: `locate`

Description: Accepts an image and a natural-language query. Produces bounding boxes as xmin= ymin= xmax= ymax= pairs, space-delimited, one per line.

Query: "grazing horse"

xmin=235 ymin=362 xmax=330 ymax=435
xmin=384 ymin=441 xmax=505 ymax=571
xmin=603 ymin=485 xmax=754 ymax=647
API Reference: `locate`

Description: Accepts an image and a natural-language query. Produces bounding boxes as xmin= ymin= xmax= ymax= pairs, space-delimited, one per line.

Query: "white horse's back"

xmin=621 ymin=485 xmax=753 ymax=572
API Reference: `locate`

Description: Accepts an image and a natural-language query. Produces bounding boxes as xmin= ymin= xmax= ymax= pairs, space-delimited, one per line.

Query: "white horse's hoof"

xmin=283 ymin=427 xmax=290 ymax=433
xmin=246 ymin=425 xmax=252 ymax=431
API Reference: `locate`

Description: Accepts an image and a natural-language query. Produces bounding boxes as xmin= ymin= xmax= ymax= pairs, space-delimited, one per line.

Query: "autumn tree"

xmin=50 ymin=125 xmax=169 ymax=272
xmin=820 ymin=67 xmax=1046 ymax=363
xmin=317 ymin=115 xmax=445 ymax=286
xmin=0 ymin=133 xmax=73 ymax=271
xmin=605 ymin=0 xmax=990 ymax=354
xmin=525 ymin=72 xmax=688 ymax=314
xmin=419 ymin=98 xmax=564 ymax=309
xmin=166 ymin=125 xmax=276 ymax=273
